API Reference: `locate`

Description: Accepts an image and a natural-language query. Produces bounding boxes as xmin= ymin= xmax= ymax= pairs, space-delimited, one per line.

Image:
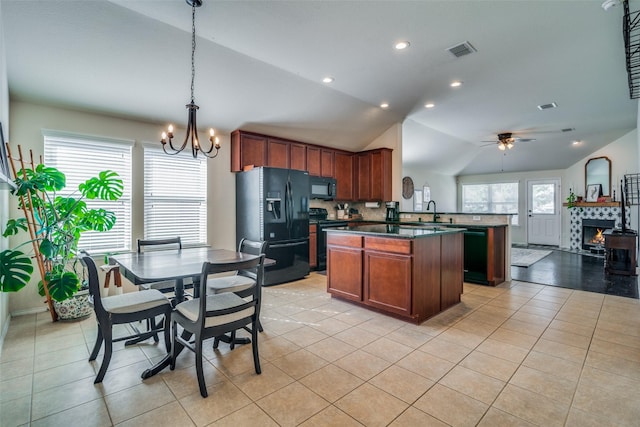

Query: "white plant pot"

xmin=52 ymin=289 xmax=93 ymax=320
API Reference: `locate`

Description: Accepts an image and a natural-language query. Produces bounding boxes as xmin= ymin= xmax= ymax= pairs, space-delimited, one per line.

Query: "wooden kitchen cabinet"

xmin=356 ymin=153 xmax=371 ymax=200
xmin=327 ymin=234 xmax=363 ymax=302
xmin=309 ymin=223 xmax=317 ymax=269
xmin=335 ymin=152 xmax=354 ymax=200
xmin=267 ymin=138 xmax=290 ymax=169
xmin=307 ymin=146 xmax=321 ymax=176
xmin=321 ymin=149 xmax=335 ymax=177
xmin=370 ymin=149 xmax=392 ymax=201
xmin=290 ymin=143 xmax=307 ymax=171
xmin=231 ymin=131 xmax=267 ymax=172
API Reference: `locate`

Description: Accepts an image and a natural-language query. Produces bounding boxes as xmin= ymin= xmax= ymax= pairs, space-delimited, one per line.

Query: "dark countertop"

xmin=325 ymin=224 xmax=465 ymax=239
xmin=346 ymin=219 xmax=507 ymax=228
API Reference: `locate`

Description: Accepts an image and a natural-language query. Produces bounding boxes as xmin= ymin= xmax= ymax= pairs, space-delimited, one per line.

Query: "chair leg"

xmin=258 ymin=319 xmax=264 ymax=333
xmin=229 ymin=330 xmax=236 ymax=350
xmin=89 ymin=327 xmax=104 ymax=361
xmin=95 ymin=325 xmax=113 ymax=383
xmin=163 ymin=312 xmax=171 ymax=354
xmin=170 ymin=320 xmax=178 ymax=371
xmin=251 ymin=318 xmax=261 ymax=375
xmin=195 ymin=333 xmax=208 ymax=397
xmin=150 ymin=317 xmax=160 ymax=343
xmin=212 ymin=337 xmax=220 ymax=349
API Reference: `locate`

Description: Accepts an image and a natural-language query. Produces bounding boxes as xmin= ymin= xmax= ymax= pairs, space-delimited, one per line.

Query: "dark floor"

xmin=510 ymin=247 xmax=639 ymax=299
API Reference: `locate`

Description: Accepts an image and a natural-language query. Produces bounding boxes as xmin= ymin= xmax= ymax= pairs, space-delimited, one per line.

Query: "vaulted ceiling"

xmin=1 ymin=0 xmax=637 ymax=175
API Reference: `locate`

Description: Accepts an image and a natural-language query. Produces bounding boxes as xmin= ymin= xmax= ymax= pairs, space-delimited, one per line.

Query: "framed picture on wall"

xmin=0 ymin=122 xmax=11 ymax=181
xmin=586 ymin=184 xmax=601 ymax=202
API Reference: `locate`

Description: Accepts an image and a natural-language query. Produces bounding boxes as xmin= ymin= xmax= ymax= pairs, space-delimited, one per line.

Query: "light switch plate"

xmin=472 ymin=216 xmax=481 ymax=221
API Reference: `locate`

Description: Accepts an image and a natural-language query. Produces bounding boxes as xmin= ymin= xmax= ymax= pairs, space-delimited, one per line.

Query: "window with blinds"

xmin=143 ymin=146 xmax=207 ymax=245
xmin=43 ymin=130 xmax=133 ymax=252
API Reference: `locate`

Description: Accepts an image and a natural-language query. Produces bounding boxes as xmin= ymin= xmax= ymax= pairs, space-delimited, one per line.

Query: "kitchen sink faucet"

xmin=426 ymin=200 xmax=440 ymax=222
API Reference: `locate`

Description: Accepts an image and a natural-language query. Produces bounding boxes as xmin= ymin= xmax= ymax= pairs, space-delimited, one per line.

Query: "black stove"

xmin=309 ymin=208 xmax=349 ymax=270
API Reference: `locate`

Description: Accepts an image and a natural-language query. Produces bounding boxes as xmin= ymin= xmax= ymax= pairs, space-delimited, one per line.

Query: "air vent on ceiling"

xmin=537 ymin=102 xmax=558 ymax=110
xmin=562 ymin=127 xmax=575 ymax=132
xmin=447 ymin=41 xmax=476 ymax=58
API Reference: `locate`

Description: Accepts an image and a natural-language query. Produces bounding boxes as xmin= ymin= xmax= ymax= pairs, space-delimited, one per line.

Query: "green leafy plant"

xmin=0 ymin=165 xmax=123 ymax=302
xmin=566 ymin=188 xmax=583 ymax=212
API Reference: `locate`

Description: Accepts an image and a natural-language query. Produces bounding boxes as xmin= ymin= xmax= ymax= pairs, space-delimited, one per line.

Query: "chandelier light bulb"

xmin=498 ymin=143 xmax=506 ymax=151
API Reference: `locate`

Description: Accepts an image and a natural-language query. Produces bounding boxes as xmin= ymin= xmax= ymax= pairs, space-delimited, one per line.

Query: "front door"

xmin=527 ymin=179 xmax=560 ymax=246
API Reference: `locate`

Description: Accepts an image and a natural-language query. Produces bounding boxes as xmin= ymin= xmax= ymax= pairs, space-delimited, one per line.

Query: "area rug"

xmin=511 ymin=248 xmax=553 ymax=267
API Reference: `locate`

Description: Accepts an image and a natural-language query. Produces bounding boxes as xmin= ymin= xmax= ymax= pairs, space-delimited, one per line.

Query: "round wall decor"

xmin=402 ymin=176 xmax=414 ymax=199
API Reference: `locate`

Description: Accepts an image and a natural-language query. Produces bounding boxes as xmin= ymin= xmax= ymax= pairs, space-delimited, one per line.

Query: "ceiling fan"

xmin=482 ymin=132 xmax=536 ymax=151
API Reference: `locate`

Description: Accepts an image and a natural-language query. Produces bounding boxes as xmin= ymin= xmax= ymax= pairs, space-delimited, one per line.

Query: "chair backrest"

xmin=196 ymin=254 xmax=265 ymax=326
xmin=79 ymin=255 xmax=107 ymax=316
xmin=137 ymin=237 xmax=182 ymax=253
xmin=237 ymin=238 xmax=268 ymax=284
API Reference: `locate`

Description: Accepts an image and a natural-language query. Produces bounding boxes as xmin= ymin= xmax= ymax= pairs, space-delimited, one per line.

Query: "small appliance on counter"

xmin=385 ymin=201 xmax=400 ymax=222
xmin=309 ymin=207 xmax=349 ymax=270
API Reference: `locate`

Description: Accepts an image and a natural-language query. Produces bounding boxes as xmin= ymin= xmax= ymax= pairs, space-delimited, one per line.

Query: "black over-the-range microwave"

xmin=310 ymin=176 xmax=337 ymax=200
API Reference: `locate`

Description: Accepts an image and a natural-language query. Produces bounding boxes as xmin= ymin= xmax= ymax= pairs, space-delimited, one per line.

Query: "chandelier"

xmin=160 ymin=0 xmax=221 ymax=158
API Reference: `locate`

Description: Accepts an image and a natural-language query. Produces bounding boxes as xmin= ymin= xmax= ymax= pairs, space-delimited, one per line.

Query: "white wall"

xmin=362 ymin=122 xmax=402 ymax=202
xmin=0 ymin=1 xmax=11 ymax=345
xmin=7 ymin=100 xmax=237 ymax=314
xmin=400 ymin=166 xmax=457 ymax=213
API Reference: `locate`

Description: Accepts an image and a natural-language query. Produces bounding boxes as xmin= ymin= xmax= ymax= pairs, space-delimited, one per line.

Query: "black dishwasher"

xmin=464 ymin=228 xmax=488 ymax=284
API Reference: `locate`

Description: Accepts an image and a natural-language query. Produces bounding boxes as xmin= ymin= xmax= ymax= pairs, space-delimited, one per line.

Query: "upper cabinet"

xmin=231 ymin=130 xmax=392 ymax=201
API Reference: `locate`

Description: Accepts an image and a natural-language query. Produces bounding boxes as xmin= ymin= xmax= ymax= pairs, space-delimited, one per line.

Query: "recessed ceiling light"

xmin=322 ymin=76 xmax=334 ymax=83
xmin=380 ymin=103 xmax=389 ymax=109
xmin=537 ymin=102 xmax=557 ymax=110
xmin=572 ymin=140 xmax=582 ymax=146
xmin=450 ymin=81 xmax=463 ymax=88
xmin=395 ymin=41 xmax=410 ymax=50
xmin=425 ymin=103 xmax=435 ymax=108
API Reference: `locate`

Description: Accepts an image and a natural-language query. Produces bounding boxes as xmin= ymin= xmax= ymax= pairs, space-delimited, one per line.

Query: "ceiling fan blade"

xmin=514 ymin=138 xmax=536 ymax=142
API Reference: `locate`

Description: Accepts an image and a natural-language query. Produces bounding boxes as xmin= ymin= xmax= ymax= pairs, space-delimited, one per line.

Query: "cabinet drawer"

xmin=327 ymin=234 xmax=363 ymax=248
xmin=364 ymin=237 xmax=412 ymax=254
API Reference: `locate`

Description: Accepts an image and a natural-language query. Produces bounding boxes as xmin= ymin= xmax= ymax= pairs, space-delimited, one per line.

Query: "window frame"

xmin=461 ymin=181 xmax=519 ymax=226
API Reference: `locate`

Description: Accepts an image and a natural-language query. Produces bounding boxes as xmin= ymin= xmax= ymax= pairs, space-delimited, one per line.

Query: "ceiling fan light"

xmin=507 ymin=142 xmax=514 ymax=149
xmin=498 ymin=143 xmax=506 ymax=151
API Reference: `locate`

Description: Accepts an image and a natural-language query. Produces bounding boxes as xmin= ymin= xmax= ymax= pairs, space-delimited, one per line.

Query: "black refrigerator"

xmin=236 ymin=167 xmax=310 ymax=285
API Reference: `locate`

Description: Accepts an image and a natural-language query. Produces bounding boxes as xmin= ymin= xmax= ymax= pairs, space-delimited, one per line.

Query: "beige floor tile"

xmin=34 ymin=331 xmax=87 ymax=355
xmin=208 ymin=403 xmax=279 ymax=427
xmin=356 ymin=316 xmax=405 ymax=336
xmin=33 ymin=344 xmax=89 ymax=372
xmin=0 ymin=395 xmax=31 ymax=427
xmin=260 ymin=316 xmax=306 ymax=336
xmin=548 ymin=318 xmax=595 ymax=337
xmin=554 ymin=311 xmax=598 ymax=328
xmin=0 ymin=338 xmax=35 ymax=363
xmin=493 ymin=384 xmax=569 ymax=427
xmin=281 ymin=325 xmax=329 ymax=347
xmin=0 ymin=374 xmax=32 ymax=404
xmin=257 ymin=335 xmax=302 ymax=361
xmin=298 ymin=405 xmax=362 ymax=427
xmin=436 ymin=327 xmax=486 ymax=349
xmin=257 ymin=382 xmax=329 ymax=427
xmin=0 ymin=356 xmax=34 ymax=381
xmin=475 ymin=338 xmax=529 ymax=364
xmin=585 ymin=349 xmax=640 ymax=381
xmin=511 ymin=309 xmax=554 ymax=325
xmin=439 ymin=365 xmax=505 ymax=404
xmin=418 ymin=336 xmax=473 ymax=363
xmin=369 ymin=365 xmax=434 ymax=404
xmin=460 ymin=351 xmax=519 ymax=382
xmin=522 ymin=350 xmax=583 ymax=382
xmin=335 ymin=383 xmax=408 ymax=427
xmin=334 ymin=326 xmax=380 ymax=347
xmin=361 ymin=336 xmax=414 ymax=363
xmin=299 ymin=364 xmax=363 ymax=403
xmin=33 ymin=358 xmax=96 ymax=393
xmin=32 ymin=398 xmax=111 ymax=427
xmin=271 ymin=348 xmax=328 ymax=379
xmin=593 ymin=327 xmax=640 ymax=350
xmin=305 ymin=336 xmax=357 ymax=362
xmin=520 ymin=298 xmax=563 ymax=313
xmin=477 ymin=407 xmax=536 ymax=426
xmin=564 ymin=407 xmax=623 ymax=427
xmin=396 ymin=350 xmax=454 ymax=382
xmin=501 ymin=318 xmax=547 ymax=337
xmin=541 ymin=327 xmax=592 ymax=350
xmin=489 ymin=327 xmax=538 ymax=350
xmin=97 ymin=360 xmax=156 ymax=396
xmin=115 ymin=400 xmax=194 ymax=427
xmin=334 ymin=349 xmax=392 ymax=381
xmin=208 ymin=344 xmax=260 ymax=377
xmin=179 ymin=380 xmax=252 ymax=426
xmin=590 ymin=337 xmax=640 ymax=363
xmin=572 ymin=377 xmax=640 ymax=426
xmin=333 ymin=308 xmax=375 ymax=326
xmin=308 ymin=316 xmax=353 ymax=336
xmin=579 ymin=365 xmax=640 ymax=396
xmin=288 ymin=308 xmax=330 ymax=324
xmin=414 ymin=383 xmax=488 ymax=426
xmin=230 ymin=361 xmax=294 ymax=400
xmin=451 ymin=317 xmax=499 ymax=337
xmin=509 ymin=366 xmax=577 ymax=404
xmin=457 ymin=310 xmax=508 ymax=327
xmin=31 ymin=376 xmax=103 ymax=421
xmin=388 ymin=406 xmax=448 ymax=426
xmin=532 ymin=338 xmax=587 ymax=363
xmin=105 ymin=379 xmax=176 ymax=424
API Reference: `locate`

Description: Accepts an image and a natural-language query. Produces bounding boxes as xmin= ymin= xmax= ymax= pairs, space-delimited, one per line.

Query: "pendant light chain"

xmin=190 ymin=2 xmax=196 ymax=103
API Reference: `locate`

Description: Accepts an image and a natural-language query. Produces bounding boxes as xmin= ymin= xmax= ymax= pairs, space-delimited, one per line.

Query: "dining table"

xmin=110 ymin=246 xmax=269 ymax=378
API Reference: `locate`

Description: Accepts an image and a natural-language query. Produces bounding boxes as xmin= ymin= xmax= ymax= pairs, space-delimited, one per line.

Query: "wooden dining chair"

xmin=171 ymin=254 xmax=265 ymax=397
xmin=207 ymin=238 xmax=267 ymax=349
xmin=80 ymin=255 xmax=172 ymax=383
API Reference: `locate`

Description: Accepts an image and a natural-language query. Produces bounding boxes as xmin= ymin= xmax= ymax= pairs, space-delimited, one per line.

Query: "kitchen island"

xmin=326 ymin=224 xmax=465 ymax=323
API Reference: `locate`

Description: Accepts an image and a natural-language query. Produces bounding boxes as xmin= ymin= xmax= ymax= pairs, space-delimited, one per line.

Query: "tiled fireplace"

xmin=569 ymin=205 xmax=631 ymax=251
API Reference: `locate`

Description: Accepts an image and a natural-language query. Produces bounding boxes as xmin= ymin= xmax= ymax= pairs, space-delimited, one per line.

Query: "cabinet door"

xmin=370 ymin=149 xmax=392 ymax=201
xmin=356 ymin=153 xmax=371 ymax=200
xmin=267 ymin=138 xmax=289 ymax=168
xmin=290 ymin=143 xmax=307 ymax=171
xmin=440 ymin=233 xmax=463 ymax=310
xmin=309 ymin=224 xmax=317 ymax=269
xmin=241 ymin=134 xmax=267 ymax=170
xmin=327 ymin=235 xmax=363 ymax=301
xmin=321 ymin=149 xmax=335 ymax=177
xmin=335 ymin=152 xmax=353 ymax=201
xmin=364 ymin=251 xmax=412 ymax=316
xmin=307 ymin=147 xmax=321 ymax=176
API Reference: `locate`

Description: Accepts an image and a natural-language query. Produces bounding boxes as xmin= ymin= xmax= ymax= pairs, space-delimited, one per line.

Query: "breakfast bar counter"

xmin=326 ymin=225 xmax=465 ymax=323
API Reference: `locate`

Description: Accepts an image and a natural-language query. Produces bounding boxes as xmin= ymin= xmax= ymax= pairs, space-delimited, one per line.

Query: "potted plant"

xmin=566 ymin=188 xmax=583 ymax=213
xmin=0 ymin=163 xmax=123 ymax=320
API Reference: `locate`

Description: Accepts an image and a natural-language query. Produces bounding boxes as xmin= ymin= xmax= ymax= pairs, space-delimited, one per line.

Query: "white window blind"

xmin=144 ymin=146 xmax=207 ymax=245
xmin=462 ymin=182 xmax=519 ymax=225
xmin=43 ymin=130 xmax=133 ymax=252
